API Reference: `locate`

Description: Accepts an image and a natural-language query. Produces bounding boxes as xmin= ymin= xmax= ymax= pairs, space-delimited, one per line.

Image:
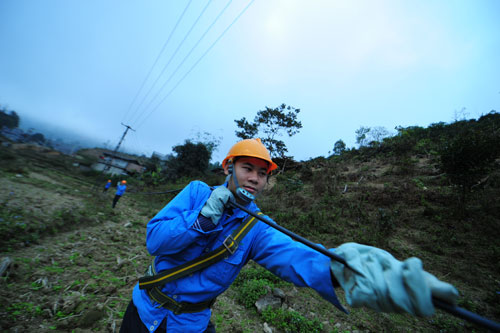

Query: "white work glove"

xmin=200 ymin=186 xmax=235 ymax=225
xmin=330 ymin=242 xmax=459 ymax=316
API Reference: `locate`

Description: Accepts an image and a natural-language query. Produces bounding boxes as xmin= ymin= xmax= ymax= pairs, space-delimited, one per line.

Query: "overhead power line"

xmin=122 ymin=0 xmax=193 ymax=125
xmin=135 ymin=0 xmax=255 ymax=130
xmin=132 ymin=0 xmax=233 ymax=128
xmin=129 ymin=0 xmax=214 ymax=127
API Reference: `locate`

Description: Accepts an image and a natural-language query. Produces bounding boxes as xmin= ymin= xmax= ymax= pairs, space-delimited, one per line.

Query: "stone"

xmin=272 ymin=287 xmax=286 ymax=299
xmin=255 ymin=294 xmax=282 ymax=314
xmin=78 ymin=309 xmax=104 ymax=328
xmin=263 ymin=322 xmax=273 ymax=333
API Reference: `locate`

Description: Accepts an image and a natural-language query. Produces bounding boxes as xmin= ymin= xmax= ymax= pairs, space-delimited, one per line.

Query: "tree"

xmin=368 ymin=126 xmax=391 ymax=143
xmin=0 ymin=108 xmax=20 ymax=129
xmin=333 ymin=139 xmax=346 ymax=155
xmin=355 ymin=126 xmax=370 ymax=147
xmin=165 ymin=140 xmax=211 ymax=179
xmin=190 ymin=131 xmax=222 ymax=157
xmin=234 ymin=104 xmax=302 ymax=159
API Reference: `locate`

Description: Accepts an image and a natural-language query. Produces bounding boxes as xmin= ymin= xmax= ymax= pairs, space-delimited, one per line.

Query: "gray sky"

xmin=1 ymin=0 xmax=499 ymax=162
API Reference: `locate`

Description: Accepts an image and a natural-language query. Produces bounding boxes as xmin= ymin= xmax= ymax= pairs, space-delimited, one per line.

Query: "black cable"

xmin=130 ymin=188 xmax=182 ymax=195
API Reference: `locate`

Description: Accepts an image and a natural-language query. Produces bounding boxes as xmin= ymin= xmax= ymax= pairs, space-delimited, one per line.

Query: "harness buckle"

xmin=223 ymin=235 xmax=237 ymax=255
xmin=172 ymin=303 xmax=183 ymax=315
xmin=144 ymin=264 xmax=154 ymax=277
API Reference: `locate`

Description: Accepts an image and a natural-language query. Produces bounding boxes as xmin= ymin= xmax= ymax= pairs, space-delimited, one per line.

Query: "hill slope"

xmin=0 ymin=140 xmax=499 ymax=332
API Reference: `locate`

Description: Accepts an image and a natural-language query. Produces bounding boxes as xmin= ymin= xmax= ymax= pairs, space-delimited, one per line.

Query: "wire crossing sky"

xmin=130 ymin=0 xmax=243 ymax=130
xmin=126 ymin=0 xmax=216 ymax=128
xmin=1 ymin=0 xmax=499 ymax=162
xmin=121 ymin=0 xmax=194 ymax=126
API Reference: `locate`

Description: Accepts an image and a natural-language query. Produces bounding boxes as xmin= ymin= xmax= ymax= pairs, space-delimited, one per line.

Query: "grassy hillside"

xmin=0 ymin=116 xmax=499 ymax=332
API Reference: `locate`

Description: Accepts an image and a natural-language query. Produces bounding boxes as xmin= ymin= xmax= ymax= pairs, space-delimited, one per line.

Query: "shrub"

xmin=261 ymin=307 xmax=323 ymax=332
xmin=233 ymin=266 xmax=291 ymax=309
xmin=234 ymin=278 xmax=270 ymax=308
xmin=439 ymin=125 xmax=500 ymax=205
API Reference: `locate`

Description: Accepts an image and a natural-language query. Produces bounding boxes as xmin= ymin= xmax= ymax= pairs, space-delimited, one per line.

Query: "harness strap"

xmin=147 ymin=286 xmax=216 ymax=314
xmin=139 ymin=211 xmax=262 ymax=290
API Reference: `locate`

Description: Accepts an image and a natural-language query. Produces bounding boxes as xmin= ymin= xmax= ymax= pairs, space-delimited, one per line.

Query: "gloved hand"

xmin=330 ymin=242 xmax=458 ymax=316
xmin=200 ymin=186 xmax=235 ymax=225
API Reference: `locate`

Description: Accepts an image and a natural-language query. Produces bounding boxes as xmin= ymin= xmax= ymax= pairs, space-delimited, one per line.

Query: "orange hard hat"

xmin=222 ymin=138 xmax=278 ymax=173
xmin=107 ymin=180 xmax=111 ymax=182
xmin=121 ymin=180 xmax=127 ymax=184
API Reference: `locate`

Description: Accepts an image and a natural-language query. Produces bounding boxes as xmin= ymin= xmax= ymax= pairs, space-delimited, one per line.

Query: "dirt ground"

xmin=0 ymin=170 xmax=346 ymax=332
xmin=1 ymin=147 xmax=498 ymax=332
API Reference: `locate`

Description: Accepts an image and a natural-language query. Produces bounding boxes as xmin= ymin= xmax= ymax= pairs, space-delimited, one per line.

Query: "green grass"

xmin=261 ymin=307 xmax=323 ymax=332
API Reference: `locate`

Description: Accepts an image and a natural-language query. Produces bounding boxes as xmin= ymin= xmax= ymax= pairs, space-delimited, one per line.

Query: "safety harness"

xmin=138 ymin=211 xmax=263 ymax=314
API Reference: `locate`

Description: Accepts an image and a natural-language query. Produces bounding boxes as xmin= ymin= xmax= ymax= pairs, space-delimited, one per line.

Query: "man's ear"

xmin=223 ymin=164 xmax=229 ymax=175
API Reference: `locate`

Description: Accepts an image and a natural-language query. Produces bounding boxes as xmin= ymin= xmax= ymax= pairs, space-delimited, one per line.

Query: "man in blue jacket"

xmin=103 ymin=179 xmax=112 ymax=193
xmin=120 ymin=138 xmax=458 ymax=332
xmin=113 ymin=180 xmax=127 ymax=208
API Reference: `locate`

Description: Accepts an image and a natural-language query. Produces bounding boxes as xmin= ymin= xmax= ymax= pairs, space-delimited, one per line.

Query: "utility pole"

xmin=103 ymin=123 xmax=135 ymax=174
xmin=113 ymin=123 xmax=135 ymax=154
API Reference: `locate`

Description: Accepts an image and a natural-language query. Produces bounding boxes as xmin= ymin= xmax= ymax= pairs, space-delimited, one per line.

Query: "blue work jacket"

xmin=105 ymin=182 xmax=111 ymax=189
xmin=132 ymin=181 xmax=343 ymax=332
xmin=116 ymin=184 xmax=127 ymax=196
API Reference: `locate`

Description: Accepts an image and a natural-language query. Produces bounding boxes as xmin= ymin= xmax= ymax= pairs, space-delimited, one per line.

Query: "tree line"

xmin=4 ymin=101 xmax=499 ymax=209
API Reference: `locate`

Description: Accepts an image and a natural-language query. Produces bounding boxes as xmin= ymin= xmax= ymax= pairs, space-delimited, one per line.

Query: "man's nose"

xmin=248 ymin=171 xmax=258 ymax=183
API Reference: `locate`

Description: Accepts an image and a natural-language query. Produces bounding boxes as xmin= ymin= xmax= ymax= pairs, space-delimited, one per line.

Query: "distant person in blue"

xmin=112 ymin=180 xmax=127 ymax=208
xmin=103 ymin=179 xmax=112 ymax=193
xmin=119 ymin=138 xmax=458 ymax=333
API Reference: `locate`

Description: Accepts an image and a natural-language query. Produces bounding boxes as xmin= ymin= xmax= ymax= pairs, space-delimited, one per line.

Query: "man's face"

xmin=225 ymin=157 xmax=268 ymax=198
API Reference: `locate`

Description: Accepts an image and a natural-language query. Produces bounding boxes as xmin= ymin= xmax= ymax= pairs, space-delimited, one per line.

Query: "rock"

xmin=322 ymin=320 xmax=332 ymax=332
xmin=56 ymin=318 xmax=71 ymax=330
xmin=62 ymin=292 xmax=82 ymax=313
xmin=79 ymin=309 xmax=104 ymax=328
xmin=124 ymin=222 xmax=132 ymax=228
xmin=0 ymin=257 xmax=13 ymax=277
xmin=286 ymin=287 xmax=298 ymax=297
xmin=255 ymin=294 xmax=282 ymax=314
xmin=263 ymin=322 xmax=273 ymax=333
xmin=42 ymin=308 xmax=52 ymax=318
xmin=103 ymin=285 xmax=117 ymax=295
xmin=272 ymin=287 xmax=285 ymax=299
xmin=72 ymin=329 xmax=93 ymax=333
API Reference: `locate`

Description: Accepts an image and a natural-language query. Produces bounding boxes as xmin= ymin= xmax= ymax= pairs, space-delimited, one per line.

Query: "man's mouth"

xmin=243 ymin=186 xmax=256 ymax=193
